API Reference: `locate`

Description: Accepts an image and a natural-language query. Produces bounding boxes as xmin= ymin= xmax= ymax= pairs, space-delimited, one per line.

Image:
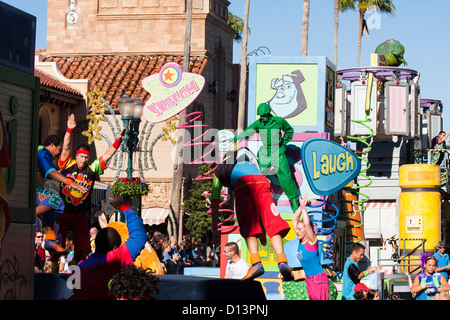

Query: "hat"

xmin=438 ymin=241 xmax=445 ymax=247
xmin=257 ymin=103 xmax=272 ymax=116
xmin=354 ymin=283 xmax=371 ymax=292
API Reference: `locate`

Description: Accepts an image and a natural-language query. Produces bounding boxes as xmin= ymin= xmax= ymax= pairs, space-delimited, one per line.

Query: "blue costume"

xmin=415 ymin=272 xmax=443 ymax=300
xmin=36 ymin=146 xmax=65 ymax=226
xmin=342 ymin=257 xmax=360 ymax=300
xmin=69 ymin=204 xmax=146 ymax=300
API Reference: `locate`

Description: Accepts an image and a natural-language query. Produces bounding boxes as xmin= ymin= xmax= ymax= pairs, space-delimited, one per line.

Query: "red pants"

xmin=54 ymin=211 xmax=91 ymax=263
xmin=234 ymin=175 xmax=290 ymax=240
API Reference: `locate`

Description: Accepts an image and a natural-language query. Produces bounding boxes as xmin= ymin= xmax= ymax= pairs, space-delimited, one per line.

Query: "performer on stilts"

xmin=233 ymin=103 xmax=300 ymax=211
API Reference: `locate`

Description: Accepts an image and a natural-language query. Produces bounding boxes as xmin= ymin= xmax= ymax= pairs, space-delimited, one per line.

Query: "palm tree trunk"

xmin=301 ymin=0 xmax=310 ymax=56
xmin=237 ymin=0 xmax=250 ymax=133
xmin=356 ymin=9 xmax=364 ymax=67
xmin=168 ymin=0 xmax=192 ymax=241
xmin=334 ymin=0 xmax=339 ymax=66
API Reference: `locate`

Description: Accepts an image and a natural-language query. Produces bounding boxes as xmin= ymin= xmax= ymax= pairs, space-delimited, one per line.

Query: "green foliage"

xmin=227 ymin=11 xmax=251 ymax=42
xmin=110 ymin=177 xmax=150 ymax=199
xmin=184 ymin=165 xmax=235 ymax=240
xmin=183 ymin=165 xmax=213 ymax=213
xmin=185 ymin=211 xmax=212 ymax=240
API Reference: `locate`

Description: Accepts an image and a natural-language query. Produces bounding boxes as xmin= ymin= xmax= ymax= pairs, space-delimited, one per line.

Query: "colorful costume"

xmin=214 ymin=149 xmax=290 ymax=240
xmin=213 ymin=148 xmax=293 ymax=281
xmin=297 ymin=239 xmax=329 ymax=300
xmin=68 ymin=203 xmax=146 ymax=300
xmin=56 ymin=153 xmax=106 ymax=262
xmin=415 ymin=272 xmax=443 ymax=300
xmin=234 ymin=103 xmax=300 ymax=210
xmin=36 ymin=145 xmax=65 ymax=226
xmin=342 ymin=256 xmax=360 ymax=300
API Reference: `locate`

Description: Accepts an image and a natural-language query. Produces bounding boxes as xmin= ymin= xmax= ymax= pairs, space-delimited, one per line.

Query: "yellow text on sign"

xmin=313 ymin=151 xmax=355 ymax=179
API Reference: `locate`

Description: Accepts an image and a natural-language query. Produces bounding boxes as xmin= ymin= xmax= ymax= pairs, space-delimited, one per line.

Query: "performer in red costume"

xmin=213 ymin=147 xmax=294 ymax=281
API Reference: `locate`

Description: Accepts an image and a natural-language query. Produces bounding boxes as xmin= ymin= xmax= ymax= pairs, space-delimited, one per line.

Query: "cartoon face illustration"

xmin=268 ymin=70 xmax=307 ymax=118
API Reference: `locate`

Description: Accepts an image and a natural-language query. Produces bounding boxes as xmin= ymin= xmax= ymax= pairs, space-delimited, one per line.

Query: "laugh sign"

xmin=301 ymin=138 xmax=361 ymax=196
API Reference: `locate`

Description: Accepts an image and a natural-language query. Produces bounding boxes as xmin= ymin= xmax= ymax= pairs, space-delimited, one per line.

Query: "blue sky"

xmin=4 ymin=0 xmax=450 ymax=132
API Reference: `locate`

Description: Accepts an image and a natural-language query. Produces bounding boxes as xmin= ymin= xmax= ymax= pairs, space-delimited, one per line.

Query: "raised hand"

xmin=67 ymin=114 xmax=76 ymax=130
xmin=108 ymin=196 xmax=126 ymax=209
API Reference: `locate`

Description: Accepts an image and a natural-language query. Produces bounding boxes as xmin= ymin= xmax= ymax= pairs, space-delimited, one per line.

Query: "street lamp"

xmin=117 ymin=94 xmax=144 ymax=179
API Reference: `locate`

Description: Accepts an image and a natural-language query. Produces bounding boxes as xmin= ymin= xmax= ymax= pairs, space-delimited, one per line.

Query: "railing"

xmin=410 ymin=149 xmax=449 ymax=191
xmin=377 ymin=237 xmax=427 ymax=274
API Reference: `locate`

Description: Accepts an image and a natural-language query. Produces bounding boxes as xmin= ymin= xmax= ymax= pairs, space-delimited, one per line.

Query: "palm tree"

xmin=301 ymin=0 xmax=310 ymax=56
xmin=334 ymin=0 xmax=356 ymax=66
xmin=228 ymin=11 xmax=251 ymax=43
xmin=355 ymin=0 xmax=395 ymax=67
xmin=237 ymin=0 xmax=250 ymax=133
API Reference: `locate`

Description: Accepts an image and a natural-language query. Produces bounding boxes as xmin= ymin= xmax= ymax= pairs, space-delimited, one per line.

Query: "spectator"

xmin=353 ymin=282 xmax=370 ymax=300
xmin=210 ymin=243 xmax=219 ymax=267
xmin=179 ymin=240 xmax=194 ymax=269
xmin=367 ymin=289 xmax=380 ymax=300
xmin=169 ymin=235 xmax=179 ymax=253
xmin=34 ymin=231 xmax=46 ymax=273
xmin=201 ymin=236 xmax=212 ymax=266
xmin=193 ymin=240 xmax=207 ymax=266
xmin=150 ymin=231 xmax=164 ymax=262
xmin=224 ymin=242 xmax=249 ymax=279
xmin=108 ymin=264 xmax=160 ymax=300
xmin=162 ymin=241 xmax=179 ymax=274
xmin=67 ymin=197 xmax=146 ymax=300
xmin=59 ymin=231 xmax=75 ymax=273
xmin=434 ymin=241 xmax=450 ymax=281
xmin=89 ymin=227 xmax=98 ymax=255
xmin=43 ymin=259 xmax=53 ymax=273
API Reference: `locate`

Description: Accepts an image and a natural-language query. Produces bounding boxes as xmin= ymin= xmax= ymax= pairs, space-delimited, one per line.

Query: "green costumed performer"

xmin=234 ymin=102 xmax=300 ymax=211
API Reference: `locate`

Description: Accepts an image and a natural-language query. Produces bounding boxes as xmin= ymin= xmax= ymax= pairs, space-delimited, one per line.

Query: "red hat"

xmin=354 ymin=283 xmax=371 ymax=292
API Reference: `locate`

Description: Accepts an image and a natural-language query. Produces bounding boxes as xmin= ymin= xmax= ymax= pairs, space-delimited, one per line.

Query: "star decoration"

xmin=86 ymin=85 xmax=106 ymax=107
xmin=161 ymin=116 xmax=182 ymax=145
xmin=164 ymin=69 xmax=175 ymax=82
xmin=82 ymin=86 xmax=107 ymax=144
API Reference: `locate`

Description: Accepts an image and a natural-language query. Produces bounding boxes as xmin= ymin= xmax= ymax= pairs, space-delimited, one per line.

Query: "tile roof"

xmin=37 ymin=54 xmax=208 ymax=109
xmin=35 ymin=69 xmax=83 ymax=97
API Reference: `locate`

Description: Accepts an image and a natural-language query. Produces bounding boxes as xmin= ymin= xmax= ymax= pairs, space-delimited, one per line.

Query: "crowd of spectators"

xmin=148 ymin=232 xmax=219 ymax=274
xmin=34 ymin=221 xmax=220 ymax=276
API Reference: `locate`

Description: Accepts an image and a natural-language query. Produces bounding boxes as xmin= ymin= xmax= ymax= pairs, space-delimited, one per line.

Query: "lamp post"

xmin=117 ymin=94 xmax=144 ymax=179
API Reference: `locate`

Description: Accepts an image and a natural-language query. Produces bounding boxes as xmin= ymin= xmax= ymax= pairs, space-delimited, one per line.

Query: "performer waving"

xmin=292 ymin=194 xmax=329 ymax=300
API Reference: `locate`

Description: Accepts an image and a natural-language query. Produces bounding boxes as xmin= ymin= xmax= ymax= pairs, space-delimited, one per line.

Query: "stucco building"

xmin=35 ymin=0 xmax=238 ymax=231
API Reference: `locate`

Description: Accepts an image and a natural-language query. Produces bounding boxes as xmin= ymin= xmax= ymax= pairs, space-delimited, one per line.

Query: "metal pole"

xmin=127 ymin=147 xmax=133 ymax=179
